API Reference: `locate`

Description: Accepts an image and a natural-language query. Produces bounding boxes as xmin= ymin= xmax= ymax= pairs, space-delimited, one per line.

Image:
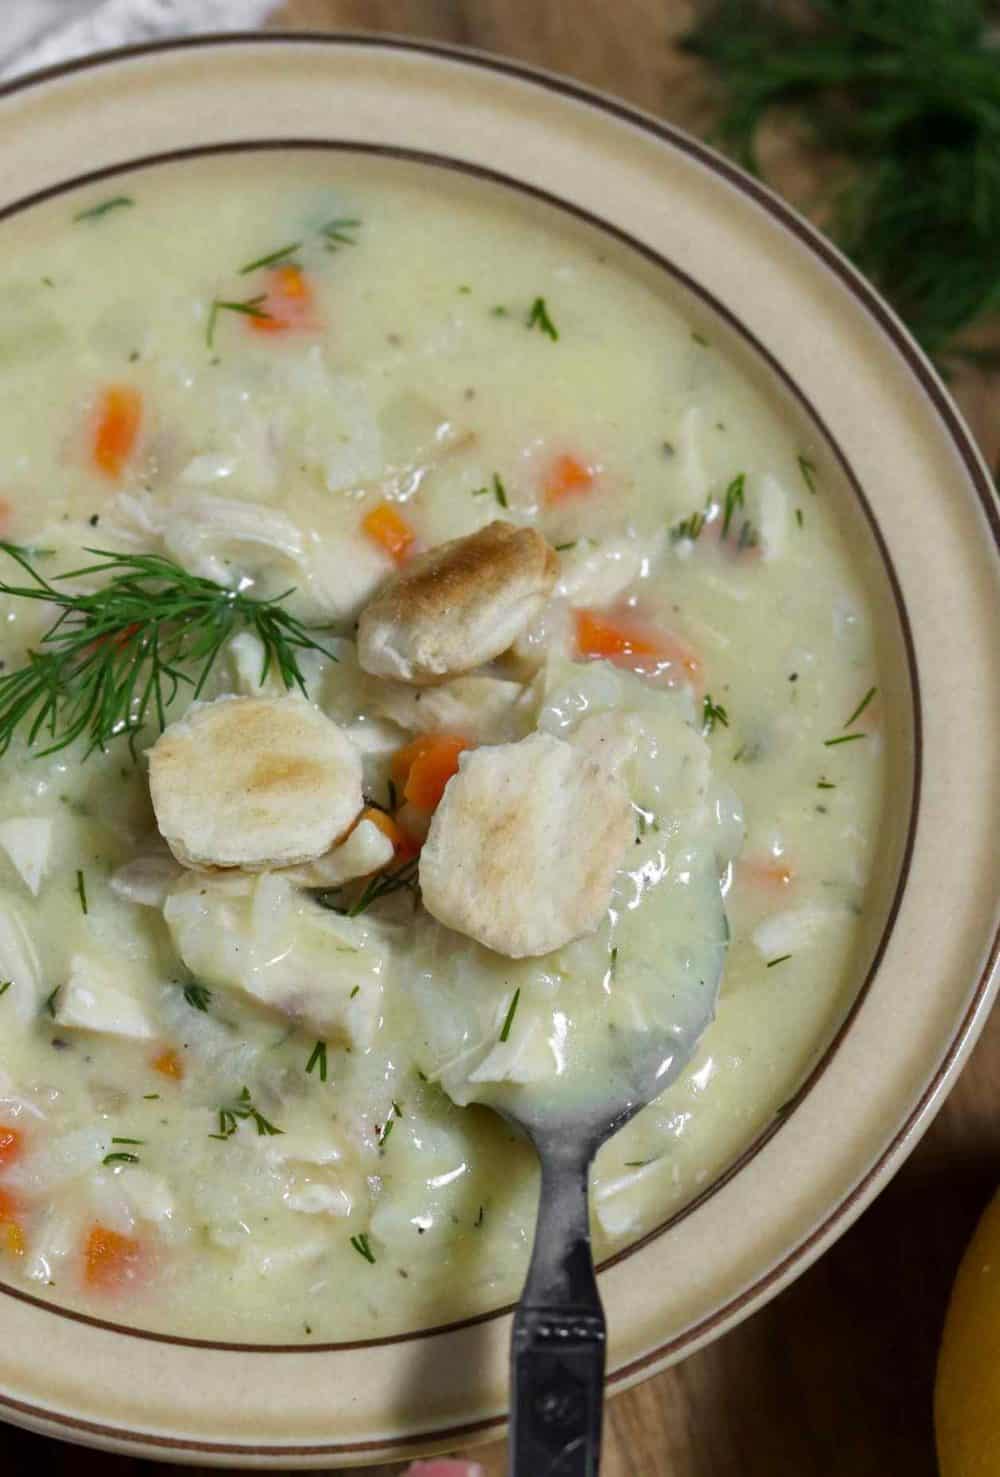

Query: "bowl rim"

xmin=0 ymin=30 xmax=996 ymax=1463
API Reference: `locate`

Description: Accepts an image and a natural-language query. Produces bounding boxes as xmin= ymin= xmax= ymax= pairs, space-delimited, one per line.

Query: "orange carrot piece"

xmin=574 ymin=608 xmax=702 ymax=688
xmin=362 ymin=502 xmax=416 ymax=565
xmin=544 ymin=453 xmax=594 ymax=504
xmin=92 ymin=385 xmax=142 ymax=480
xmin=0 ymin=1125 xmax=23 ymax=1169
xmin=358 ymin=806 xmax=420 ymax=861
xmin=151 ymin=1048 xmax=185 ymax=1081
xmin=84 ymin=1225 xmax=143 ymax=1289
xmin=392 ymin=734 xmax=471 ymax=813
xmin=0 ymin=1189 xmax=25 ymax=1258
xmin=249 ymin=265 xmax=317 ymax=335
xmin=735 ymin=857 xmax=794 ymax=891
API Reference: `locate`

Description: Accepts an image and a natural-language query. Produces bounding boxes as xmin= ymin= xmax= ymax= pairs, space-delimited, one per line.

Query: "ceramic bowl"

xmin=0 ymin=34 xmax=997 ymax=1468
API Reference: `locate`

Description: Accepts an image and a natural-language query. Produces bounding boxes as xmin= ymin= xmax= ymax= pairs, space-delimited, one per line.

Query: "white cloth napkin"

xmin=2 ymin=0 xmax=280 ymax=80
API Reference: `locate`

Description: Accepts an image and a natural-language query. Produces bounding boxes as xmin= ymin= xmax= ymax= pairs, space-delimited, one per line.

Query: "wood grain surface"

xmin=5 ymin=4 xmax=999 ymax=1475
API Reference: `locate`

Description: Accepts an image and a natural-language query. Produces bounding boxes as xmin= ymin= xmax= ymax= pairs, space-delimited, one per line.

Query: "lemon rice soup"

xmin=0 ymin=154 xmax=885 ymax=1341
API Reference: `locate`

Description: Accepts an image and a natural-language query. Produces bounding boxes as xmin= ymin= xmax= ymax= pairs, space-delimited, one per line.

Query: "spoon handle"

xmin=509 ymin=1141 xmax=606 ymax=1477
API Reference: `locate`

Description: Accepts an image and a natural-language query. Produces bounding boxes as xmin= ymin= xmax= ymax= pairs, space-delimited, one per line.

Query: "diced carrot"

xmin=358 ymin=806 xmax=420 ymax=862
xmin=0 ymin=1125 xmax=23 ymax=1168
xmin=0 ymin=1189 xmax=25 ymax=1258
xmin=544 ymin=453 xmax=594 ymax=504
xmin=391 ymin=734 xmax=471 ymax=813
xmin=151 ymin=1048 xmax=185 ymax=1081
xmin=574 ymin=608 xmax=702 ymax=690
xmin=249 ymin=265 xmax=318 ymax=335
xmin=92 ymin=385 xmax=143 ymax=480
xmin=84 ymin=1225 xmax=143 ymax=1289
xmin=736 ymin=857 xmax=794 ymax=890
xmin=362 ymin=502 xmax=416 ymax=565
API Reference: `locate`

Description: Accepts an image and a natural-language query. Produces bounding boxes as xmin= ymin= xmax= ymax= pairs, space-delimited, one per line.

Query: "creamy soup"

xmin=0 ymin=154 xmax=884 ymax=1342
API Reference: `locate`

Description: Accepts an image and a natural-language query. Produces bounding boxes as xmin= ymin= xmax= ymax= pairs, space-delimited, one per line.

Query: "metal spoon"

xmin=505 ymin=1026 xmax=716 ymax=1477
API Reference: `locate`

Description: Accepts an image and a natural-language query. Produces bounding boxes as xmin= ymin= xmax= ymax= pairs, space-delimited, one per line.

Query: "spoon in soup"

xmin=426 ymin=861 xmax=729 ymax=1477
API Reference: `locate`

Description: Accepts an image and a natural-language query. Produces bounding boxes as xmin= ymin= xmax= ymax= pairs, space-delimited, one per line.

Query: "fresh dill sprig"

xmin=206 ymin=294 xmax=271 ymax=348
xmin=0 ymin=981 xmax=11 ymax=998
xmin=209 ymin=1086 xmax=283 ymax=1141
xmin=0 ymin=545 xmax=335 ymax=759
xmin=306 ymin=1039 xmax=328 ymax=1082
xmin=702 ymin=695 xmax=730 ymax=734
xmin=682 ymin=0 xmax=1000 ymax=357
xmin=313 ymin=858 xmax=420 ymax=919
xmin=74 ymin=196 xmax=134 ymax=223
xmin=824 ymin=732 xmax=868 ymax=747
xmin=526 ymin=297 xmax=559 ymax=340
xmin=183 ymin=983 xmax=212 ymax=1013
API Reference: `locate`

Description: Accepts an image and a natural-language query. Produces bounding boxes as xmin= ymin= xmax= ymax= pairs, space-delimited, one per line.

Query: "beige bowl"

xmin=0 ymin=34 xmax=997 ymax=1468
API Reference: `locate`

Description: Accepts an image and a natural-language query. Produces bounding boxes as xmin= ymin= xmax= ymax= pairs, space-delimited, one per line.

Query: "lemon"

xmin=936 ymin=1187 xmax=1000 ymax=1476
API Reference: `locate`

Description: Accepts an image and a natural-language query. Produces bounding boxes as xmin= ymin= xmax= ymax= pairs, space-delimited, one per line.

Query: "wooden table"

xmin=7 ymin=4 xmax=1000 ymax=1474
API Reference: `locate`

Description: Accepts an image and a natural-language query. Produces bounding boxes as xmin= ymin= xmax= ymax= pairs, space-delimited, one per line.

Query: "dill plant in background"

xmin=682 ymin=0 xmax=1000 ymax=362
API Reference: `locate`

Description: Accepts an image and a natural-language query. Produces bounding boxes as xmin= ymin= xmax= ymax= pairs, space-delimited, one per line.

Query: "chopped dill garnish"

xmin=102 ymin=1151 xmax=140 ymax=1166
xmin=143 ymin=1093 xmax=160 ymax=1100
xmin=798 ymin=455 xmax=818 ymax=495
xmin=554 ymin=541 xmax=577 ymax=552
xmin=844 ymin=686 xmax=877 ymax=729
xmin=671 ymin=510 xmax=706 ymax=543
xmin=766 ymin=954 xmax=792 ymax=968
xmin=75 ymin=868 xmax=88 ymax=914
xmin=349 ymin=984 xmax=361 ymax=999
xmin=499 ymin=987 xmax=521 ymax=1043
xmin=719 ymin=474 xmax=746 ymax=540
xmin=112 ymin=1137 xmax=144 ymax=1145
xmin=320 ymin=217 xmax=361 ymax=250
xmin=183 ymin=982 xmax=212 ymax=1013
xmin=474 ymin=1204 xmax=485 ymax=1227
xmin=377 ymin=1101 xmax=403 ymax=1149
xmin=0 ymin=981 xmax=11 ymax=998
xmin=526 ymin=297 xmax=559 ymax=340
xmin=823 ymin=732 xmax=868 ymax=747
xmin=43 ymin=987 xmax=59 ymax=1018
xmin=350 ymin=1232 xmax=376 ymax=1264
xmin=702 ymin=695 xmax=729 ymax=734
xmin=609 ymin=947 xmax=619 ymax=979
xmin=795 ymin=508 xmax=805 ymax=528
xmin=417 ymin=1069 xmax=428 ymax=1083
xmin=736 ymin=519 xmax=759 ymax=551
xmin=691 ymin=330 xmax=709 ymax=346
xmin=491 ymin=304 xmax=510 ymax=317
xmin=472 ymin=474 xmax=507 ymax=505
xmin=238 ymin=241 xmax=302 ymax=275
xmin=817 ymin=779 xmax=836 ymax=790
xmin=306 ymin=1039 xmax=328 ymax=1082
xmin=625 ymin=1158 xmax=655 ymax=1168
xmin=206 ymin=294 xmax=271 ymax=349
xmin=0 ymin=545 xmax=335 ymax=759
xmin=74 ymin=196 xmax=134 ymax=223
xmin=209 ymin=1086 xmax=283 ymax=1141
